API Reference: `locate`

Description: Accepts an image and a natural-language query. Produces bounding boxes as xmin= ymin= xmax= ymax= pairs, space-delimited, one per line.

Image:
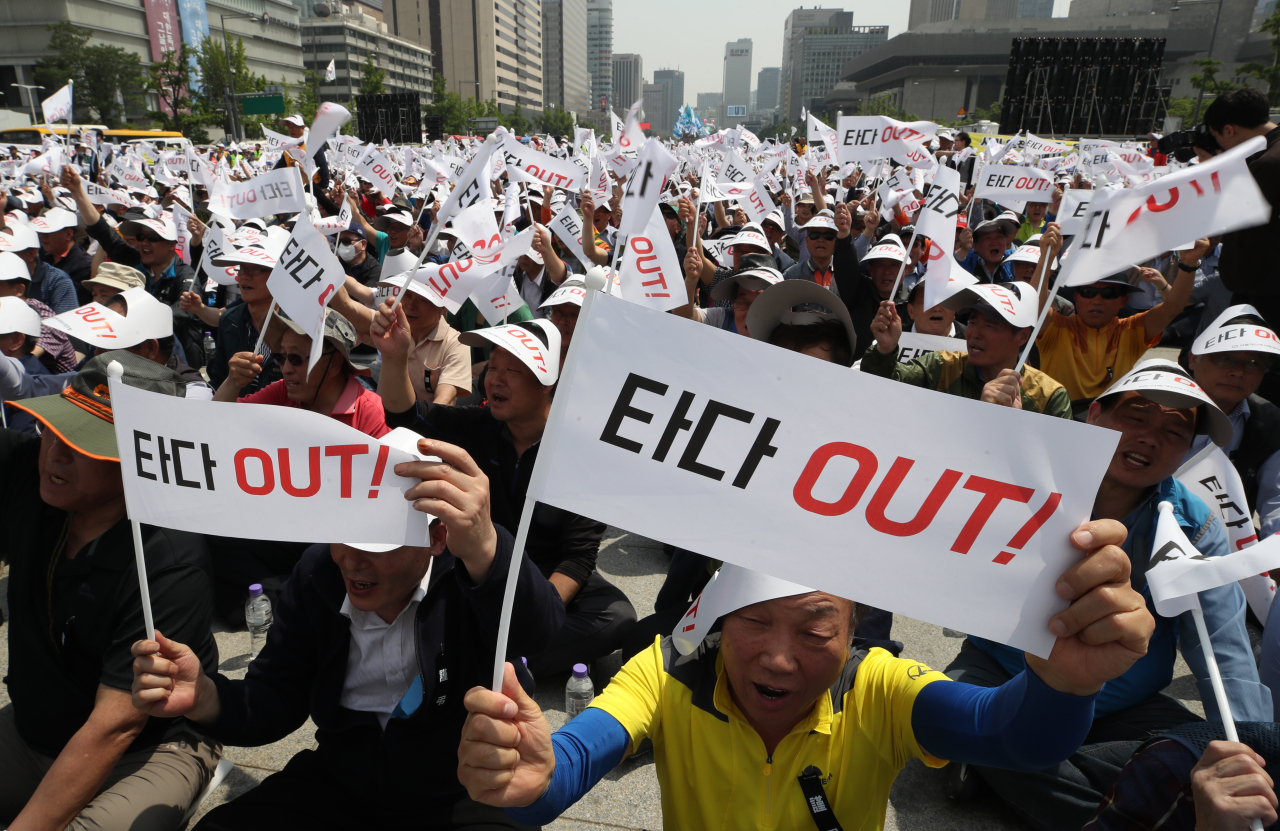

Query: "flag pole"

xmin=1013 ymin=246 xmax=1057 ymax=373
xmin=253 ymin=300 xmax=278 ymax=355
xmin=107 ymin=361 xmax=156 ymax=640
xmin=887 ymin=224 xmax=922 ymax=307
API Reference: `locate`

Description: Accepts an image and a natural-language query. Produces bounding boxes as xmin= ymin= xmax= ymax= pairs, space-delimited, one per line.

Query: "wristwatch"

xmin=1176 ymin=259 xmax=1200 ymax=272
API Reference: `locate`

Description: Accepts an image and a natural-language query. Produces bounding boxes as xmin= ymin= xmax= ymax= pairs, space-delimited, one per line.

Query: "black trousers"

xmin=945 ymin=639 xmax=1203 ymax=831
xmin=195 ymin=749 xmax=538 ymax=831
xmin=525 ymin=571 xmax=637 ymax=676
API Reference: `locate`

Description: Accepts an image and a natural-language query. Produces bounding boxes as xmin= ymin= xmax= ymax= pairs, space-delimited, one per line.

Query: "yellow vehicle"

xmin=0 ymin=126 xmax=184 ymax=148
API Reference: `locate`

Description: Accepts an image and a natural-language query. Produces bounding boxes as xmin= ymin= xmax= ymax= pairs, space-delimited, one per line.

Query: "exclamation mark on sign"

xmin=993 ymin=492 xmax=1062 ymax=564
xmin=368 ymin=445 xmax=390 ymax=498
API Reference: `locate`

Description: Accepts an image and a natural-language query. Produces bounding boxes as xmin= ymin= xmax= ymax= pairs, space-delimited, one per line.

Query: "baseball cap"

xmin=0 ymin=224 xmax=40 ymax=253
xmin=83 ymin=262 xmax=147 ymax=293
xmin=540 ymin=278 xmax=587 ymax=310
xmin=120 ymin=217 xmax=178 ymax=241
xmin=942 ymin=281 xmax=1039 ymax=328
xmin=1097 ymin=357 xmax=1234 ymax=447
xmin=1191 ymin=304 xmax=1280 ymax=360
xmin=377 ymin=272 xmax=448 ymax=309
xmin=802 ymin=214 xmax=838 ymax=233
xmin=709 ymin=266 xmax=785 ymax=302
xmin=211 ymin=243 xmax=279 ymax=270
xmin=8 ymin=350 xmax=187 ymax=461
xmin=862 ymin=237 xmax=907 ymax=264
xmin=376 ymin=210 xmax=415 ymax=230
xmin=0 ymin=296 xmax=42 ymax=337
xmin=746 ymin=280 xmax=858 ymax=364
xmin=459 ymin=319 xmax=561 ymax=386
xmin=728 ymin=223 xmax=771 ymax=254
xmin=971 ymin=219 xmax=1007 ymax=238
xmin=672 ymin=562 xmax=816 ymax=656
xmin=282 ymin=114 xmax=306 ymax=127
xmin=29 ymin=207 xmax=78 ymax=233
xmin=0 ymin=251 xmax=32 ymax=282
xmin=1072 ymin=275 xmax=1140 ymax=296
xmin=346 ymin=427 xmax=441 ymax=553
xmin=341 ymin=221 xmax=366 ymax=240
xmin=276 ymin=308 xmax=367 ymax=374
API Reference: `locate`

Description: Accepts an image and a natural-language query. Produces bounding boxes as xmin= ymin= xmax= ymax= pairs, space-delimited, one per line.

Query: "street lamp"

xmin=220 ymin=11 xmax=266 ymax=141
xmin=1171 ymin=0 xmax=1225 ymax=124
xmin=312 ymin=3 xmax=331 ymax=104
xmin=11 ymin=84 xmax=44 ymax=127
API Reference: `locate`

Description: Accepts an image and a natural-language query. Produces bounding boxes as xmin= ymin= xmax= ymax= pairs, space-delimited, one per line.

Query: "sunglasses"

xmin=136 ymin=233 xmax=168 ymax=243
xmin=275 ymin=348 xmax=335 ymax=367
xmin=806 ymin=230 xmax=837 ymax=242
xmin=1075 ymin=286 xmax=1127 ymax=300
xmin=1207 ymin=353 xmax=1274 ymax=374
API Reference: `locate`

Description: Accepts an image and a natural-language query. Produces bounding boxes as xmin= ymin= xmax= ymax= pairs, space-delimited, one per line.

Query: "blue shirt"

xmin=955 ymin=248 xmax=1013 ymax=283
xmin=971 ymin=476 xmax=1271 ymax=722
xmin=28 ymin=262 xmax=77 ymax=315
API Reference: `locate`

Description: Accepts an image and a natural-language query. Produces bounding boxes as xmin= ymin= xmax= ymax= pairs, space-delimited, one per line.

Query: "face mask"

xmin=337 ymin=243 xmax=358 ymax=262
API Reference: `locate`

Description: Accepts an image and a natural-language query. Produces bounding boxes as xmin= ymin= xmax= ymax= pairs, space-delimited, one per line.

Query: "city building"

xmin=643 ymin=82 xmax=667 ymax=133
xmin=696 ymin=91 xmax=722 ymax=123
xmin=780 ymin=8 xmax=887 ymax=123
xmin=652 ymin=68 xmax=684 ymax=133
xmin=587 ymin=0 xmax=612 ymax=113
xmin=756 ymin=66 xmax=781 ymax=113
xmin=908 ymin=0 xmax=1053 ymax=29
xmin=543 ymin=0 xmax=592 ymax=117
xmin=301 ymin=4 xmax=432 ymax=105
xmin=426 ymin=0 xmax=543 ymax=114
xmin=612 ymin=52 xmax=643 ymax=111
xmin=0 ymin=0 xmax=304 ymax=126
xmin=721 ymin=38 xmax=752 ymax=127
xmin=379 ymin=0 xmax=430 ymax=55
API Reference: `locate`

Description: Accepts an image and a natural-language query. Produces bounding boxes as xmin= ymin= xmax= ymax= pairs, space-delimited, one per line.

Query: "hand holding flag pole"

xmin=1014 ymin=226 xmax=1062 ymax=374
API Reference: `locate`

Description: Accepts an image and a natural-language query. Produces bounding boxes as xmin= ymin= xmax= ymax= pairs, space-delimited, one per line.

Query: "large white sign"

xmin=835 ymin=116 xmax=939 ymax=164
xmin=109 ymin=380 xmax=435 ymax=545
xmin=268 ymin=212 xmax=348 ymax=376
xmin=973 ymin=164 xmax=1056 ymax=204
xmin=207 ymin=167 xmax=307 ymax=220
xmin=616 ymin=206 xmax=684 ymax=312
xmin=501 ymin=135 xmax=586 ymax=191
xmin=532 ymin=292 xmax=1119 ymax=657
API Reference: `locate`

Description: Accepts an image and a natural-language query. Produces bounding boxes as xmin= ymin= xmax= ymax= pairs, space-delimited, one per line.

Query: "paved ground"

xmin=0 ymin=517 xmax=1205 ymax=829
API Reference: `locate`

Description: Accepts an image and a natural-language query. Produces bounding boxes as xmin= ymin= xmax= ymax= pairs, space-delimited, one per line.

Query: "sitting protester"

xmin=539 ymin=277 xmax=587 ymax=364
xmin=131 ymin=427 xmax=562 ymax=830
xmin=0 ymin=250 xmax=76 ymax=373
xmin=0 ymin=351 xmax=221 ymax=831
xmin=204 ymin=241 xmax=283 ymax=397
xmin=675 ymin=254 xmax=782 ymax=335
xmin=946 ymin=359 xmax=1270 ymax=831
xmin=83 ymin=261 xmax=147 ymax=305
xmin=0 ymin=296 xmax=51 ymax=434
xmin=0 ymin=222 xmax=77 ymax=314
xmin=954 ymin=218 xmax=1014 ymax=284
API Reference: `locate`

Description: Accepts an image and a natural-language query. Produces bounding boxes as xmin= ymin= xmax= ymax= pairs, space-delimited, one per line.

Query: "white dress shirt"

xmin=338 ymin=560 xmax=432 ymax=729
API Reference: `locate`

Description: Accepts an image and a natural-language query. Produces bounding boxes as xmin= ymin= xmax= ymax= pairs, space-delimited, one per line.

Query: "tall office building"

xmin=642 ymin=82 xmax=667 ymax=132
xmin=721 ymin=39 xmax=752 ymax=127
xmin=543 ymin=0 xmax=592 ymax=117
xmin=586 ymin=0 xmax=613 ymax=113
xmin=612 ymin=53 xmax=643 ymax=111
xmin=696 ymin=91 xmax=722 ymax=123
xmin=652 ymin=68 xmax=684 ymax=133
xmin=756 ymin=66 xmax=780 ymax=112
xmin=908 ymin=0 xmax=1050 ymax=28
xmin=781 ymin=8 xmax=886 ymax=122
xmin=428 ymin=0 xmax=543 ymax=112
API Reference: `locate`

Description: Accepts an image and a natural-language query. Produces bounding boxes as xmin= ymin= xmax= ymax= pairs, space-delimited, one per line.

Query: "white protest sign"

xmin=1023 ymin=133 xmax=1071 ymax=157
xmin=973 ymin=165 xmax=1055 ymax=204
xmin=436 ymin=135 xmax=497 ymax=224
xmin=171 ymin=203 xmax=192 ymax=265
xmin=42 ymin=84 xmax=72 ymax=126
xmin=616 ymin=206 xmax=684 ymax=312
xmin=83 ymin=180 xmax=119 ymax=206
xmin=109 ymin=380 xmax=435 ymax=545
xmin=308 ymin=102 xmax=351 ymax=162
xmin=198 ymin=224 xmax=239 ymax=286
xmin=110 ymin=159 xmax=149 ymax=189
xmin=892 ymin=330 xmax=967 ymax=363
xmin=207 ymin=167 xmax=307 ymax=220
xmin=1061 ymin=136 xmax=1271 ymax=288
xmin=43 ymin=301 xmax=132 ymax=347
xmin=836 ymin=116 xmax=939 ymax=164
xmin=469 ymin=270 xmax=526 ymax=325
xmin=616 ymin=140 xmax=678 ymax=239
xmin=355 ymin=145 xmax=398 ymax=198
xmin=532 ymin=292 xmax=1118 ymax=657
xmin=1056 ymin=188 xmax=1093 ymax=235
xmin=501 ymin=134 xmax=586 ymax=191
xmin=268 ymin=212 xmax=347 ymax=376
xmin=548 ymin=200 xmax=595 ymax=270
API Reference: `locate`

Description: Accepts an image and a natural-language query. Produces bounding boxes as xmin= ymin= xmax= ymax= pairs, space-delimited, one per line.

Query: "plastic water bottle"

xmin=245 ymin=584 xmax=273 ymax=660
xmin=565 ymin=663 xmax=594 ymax=716
xmin=202 ymin=332 xmax=216 ymax=362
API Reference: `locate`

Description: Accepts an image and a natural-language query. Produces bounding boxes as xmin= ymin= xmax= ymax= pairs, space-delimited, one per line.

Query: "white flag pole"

xmin=107 ymin=360 xmax=156 ymax=640
xmin=489 ymin=271 xmax=605 ymax=691
xmin=1013 ymin=240 xmax=1059 ymax=374
xmin=253 ymin=300 xmax=278 ymax=355
xmin=887 ymin=224 xmax=923 ymax=307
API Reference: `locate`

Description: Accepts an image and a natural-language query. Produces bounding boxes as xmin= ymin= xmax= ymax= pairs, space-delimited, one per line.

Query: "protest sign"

xmin=1060 ymin=136 xmax=1271 ymax=288
xmin=1056 ymin=188 xmax=1093 ymax=235
xmin=891 ymin=331 xmax=967 ymax=363
xmin=110 ymin=159 xmax=149 ymax=190
xmin=529 ymin=291 xmax=1118 ymax=657
xmin=616 ymin=206 xmax=684 ymax=312
xmin=435 ymin=135 xmax=497 ymax=224
xmin=83 ymin=179 xmax=119 ymax=207
xmin=109 ymin=380 xmax=436 ymax=545
xmin=501 ymin=134 xmax=586 ymax=191
xmin=42 ymin=84 xmax=73 ymax=126
xmin=207 ymin=167 xmax=307 ymax=220
xmin=198 ymin=224 xmax=238 ymax=286
xmin=308 ymin=102 xmax=351 ymax=162
xmin=616 ymin=139 xmax=678 ymax=239
xmin=973 ymin=165 xmax=1055 ymax=204
xmin=356 ymin=145 xmax=398 ymax=197
xmin=836 ymin=115 xmax=938 ymax=164
xmin=1023 ymin=133 xmax=1071 ymax=157
xmin=43 ymin=301 xmax=132 ymax=347
xmin=171 ymin=202 xmax=192 ymax=265
xmin=548 ymin=200 xmax=595 ymax=270
xmin=267 ymin=212 xmax=347 ymax=376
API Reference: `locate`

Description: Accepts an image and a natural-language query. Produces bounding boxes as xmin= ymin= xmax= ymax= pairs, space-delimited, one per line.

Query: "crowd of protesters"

xmin=0 ymin=83 xmax=1278 ymax=831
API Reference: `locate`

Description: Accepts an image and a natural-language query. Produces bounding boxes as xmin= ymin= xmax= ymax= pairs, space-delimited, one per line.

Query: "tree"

xmin=295 ymin=69 xmax=323 ymax=120
xmin=34 ymin=22 xmax=146 ymax=127
xmin=1190 ymin=58 xmax=1239 ymax=97
xmin=1240 ymin=6 xmax=1280 ymax=107
xmin=538 ymin=105 xmax=575 ymax=136
xmin=859 ymin=94 xmax=919 ymax=122
xmin=146 ymin=46 xmax=218 ymax=143
xmin=359 ymin=53 xmax=385 ymax=95
xmin=423 ymin=73 xmax=491 ymax=135
xmin=193 ymin=35 xmax=271 ymax=138
xmin=501 ymin=101 xmax=529 ymax=135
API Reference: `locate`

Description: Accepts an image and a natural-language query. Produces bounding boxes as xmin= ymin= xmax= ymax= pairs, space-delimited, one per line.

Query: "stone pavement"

xmin=0 ymin=526 xmax=1205 ymax=831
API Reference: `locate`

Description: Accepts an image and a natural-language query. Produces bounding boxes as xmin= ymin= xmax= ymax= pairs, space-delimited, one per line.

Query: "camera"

xmin=1157 ymin=123 xmax=1222 ymax=163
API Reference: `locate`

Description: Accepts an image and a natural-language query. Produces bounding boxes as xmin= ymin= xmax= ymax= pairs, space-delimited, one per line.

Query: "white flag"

xmin=548 ymin=200 xmax=595 ymax=270
xmin=171 ymin=202 xmax=192 ymax=265
xmin=41 ymin=84 xmax=72 ymax=126
xmin=309 ymin=102 xmax=351 ymax=162
xmin=198 ymin=224 xmax=239 ymax=287
xmin=355 ymin=144 xmax=398 ymax=198
xmin=617 ymin=206 xmax=684 ymax=312
xmin=325 ymin=59 xmax=337 ymax=82
xmin=207 ymin=167 xmax=307 ymax=220
xmin=1061 ymin=136 xmax=1272 ymax=288
xmin=973 ymin=165 xmax=1056 ymax=204
xmin=916 ymin=166 xmax=977 ymax=311
xmin=616 ymin=139 xmax=678 ymax=239
xmin=500 ymin=134 xmax=586 ymax=191
xmin=435 ymin=134 xmax=497 ymax=224
xmin=836 ymin=116 xmax=939 ymax=164
xmin=268 ymin=212 xmax=348 ymax=377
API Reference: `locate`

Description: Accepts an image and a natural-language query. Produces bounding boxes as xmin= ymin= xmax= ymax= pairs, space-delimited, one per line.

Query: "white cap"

xmin=29 ymin=207 xmax=78 ymax=233
xmin=942 ymin=281 xmax=1039 ymax=328
xmin=0 ymin=224 xmax=40 ymax=253
xmin=0 ymin=251 xmax=32 ymax=281
xmin=728 ymin=223 xmax=770 ymax=254
xmin=761 ymin=209 xmax=785 ymax=229
xmin=1003 ymin=244 xmax=1043 ymax=265
xmin=120 ymin=217 xmax=178 ymax=241
xmin=0 ymin=296 xmax=42 ymax=337
xmin=539 ymin=278 xmax=587 ymax=309
xmin=282 ymin=114 xmax=307 ymax=127
xmin=380 ymin=249 xmax=420 ymax=283
xmin=745 ymin=280 xmax=858 ymax=361
xmin=458 ymin=319 xmax=561 ymax=385
xmin=802 ymin=214 xmax=837 ymax=232
xmin=211 ymin=243 xmax=278 ymax=269
xmin=1098 ymin=357 xmax=1234 ymax=447
xmin=347 ymin=427 xmax=440 ymax=552
xmin=44 ymin=287 xmax=173 ymax=348
xmin=672 ymin=563 xmax=816 ymax=656
xmin=376 ymin=272 xmax=448 ymax=308
xmin=709 ymin=266 xmax=785 ymax=302
xmin=1191 ymin=304 xmax=1280 ymax=360
xmin=862 ymin=239 xmax=907 ymax=264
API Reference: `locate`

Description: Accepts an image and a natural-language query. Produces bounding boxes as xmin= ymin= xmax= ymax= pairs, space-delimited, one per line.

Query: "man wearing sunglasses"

xmin=1035 ymin=234 xmax=1207 ymax=411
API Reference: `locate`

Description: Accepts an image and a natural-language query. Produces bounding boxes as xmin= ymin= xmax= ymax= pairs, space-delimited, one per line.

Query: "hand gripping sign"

xmin=109 ymin=380 xmax=436 ymax=546
xmin=1060 ymin=136 xmax=1271 ymax=288
xmin=548 ymin=200 xmax=596 ymax=270
xmin=528 ymin=291 xmax=1118 ymax=658
xmin=972 ymin=165 xmax=1056 ymax=204
xmin=207 ymin=167 xmax=308 ymax=220
xmin=835 ymin=115 xmax=939 ymax=164
xmin=198 ymin=224 xmax=239 ymax=287
xmin=267 ymin=212 xmax=348 ymax=377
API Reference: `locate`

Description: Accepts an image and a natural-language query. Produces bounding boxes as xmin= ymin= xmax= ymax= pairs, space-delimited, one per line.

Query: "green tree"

xmin=193 ymin=35 xmax=271 ymax=138
xmin=501 ymin=101 xmax=529 ymax=135
xmin=296 ymin=69 xmax=323 ymax=119
xmin=1240 ymin=6 xmax=1280 ymax=106
xmin=146 ymin=45 xmax=218 ymax=142
xmin=34 ymin=22 xmax=146 ymax=127
xmin=538 ymin=105 xmax=575 ymax=136
xmin=1190 ymin=58 xmax=1239 ymax=97
xmin=859 ymin=94 xmax=919 ymax=122
xmin=359 ymin=53 xmax=385 ymax=95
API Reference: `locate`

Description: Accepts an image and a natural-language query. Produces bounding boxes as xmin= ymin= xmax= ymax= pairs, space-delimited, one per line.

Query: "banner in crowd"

xmin=531 ymin=292 xmax=1119 ymax=657
xmin=41 ymin=84 xmax=73 ymax=126
xmin=835 ymin=116 xmax=939 ymax=164
xmin=501 ymin=134 xmax=586 ymax=192
xmin=616 ymin=206 xmax=684 ymax=312
xmin=616 ymin=140 xmax=678 ymax=239
xmin=973 ymin=165 xmax=1055 ymax=204
xmin=109 ymin=380 xmax=436 ymax=545
xmin=207 ymin=167 xmax=307 ymax=220
xmin=267 ymin=212 xmax=347 ymax=376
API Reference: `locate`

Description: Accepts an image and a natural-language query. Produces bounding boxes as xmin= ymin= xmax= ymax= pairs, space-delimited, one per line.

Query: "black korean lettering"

xmin=600 ymin=373 xmax=668 ymax=454
xmin=134 ymin=431 xmax=156 ymax=481
xmin=677 ymin=400 xmax=755 ymax=482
